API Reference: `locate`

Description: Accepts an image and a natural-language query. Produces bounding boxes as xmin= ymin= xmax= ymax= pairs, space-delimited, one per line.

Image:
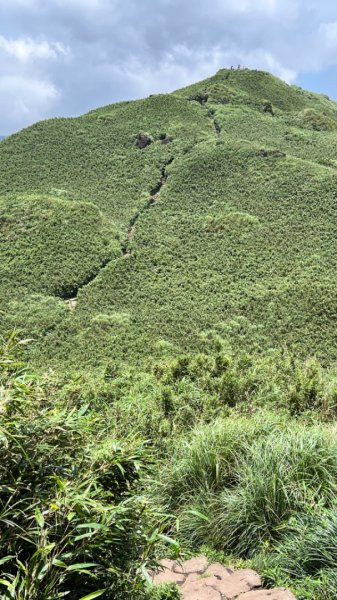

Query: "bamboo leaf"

xmin=65 ymin=563 xmax=98 ymax=571
xmin=0 ymin=556 xmax=14 ymax=566
xmin=34 ymin=507 xmax=45 ymax=528
xmin=78 ymin=591 xmax=106 ymax=600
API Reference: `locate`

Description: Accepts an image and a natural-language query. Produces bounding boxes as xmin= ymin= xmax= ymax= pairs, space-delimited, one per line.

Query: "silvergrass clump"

xmin=154 ymin=415 xmax=337 ymax=566
xmin=211 ymin=425 xmax=337 ymax=556
xmin=154 ymin=412 xmax=282 ymax=513
xmin=254 ymin=512 xmax=337 ymax=599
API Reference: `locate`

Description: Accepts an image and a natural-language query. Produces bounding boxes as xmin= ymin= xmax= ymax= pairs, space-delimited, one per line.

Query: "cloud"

xmin=1 ymin=0 xmax=337 ymax=133
xmin=0 ymin=35 xmax=69 ymax=62
xmin=318 ymin=22 xmax=337 ymax=59
xmin=107 ymin=44 xmax=297 ymax=102
xmin=0 ymin=33 xmax=69 ymax=132
xmin=0 ymin=75 xmax=59 ymax=131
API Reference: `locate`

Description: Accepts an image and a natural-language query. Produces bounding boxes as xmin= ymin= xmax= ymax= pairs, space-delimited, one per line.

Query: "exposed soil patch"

xmin=135 ymin=132 xmax=152 ymax=149
xmin=66 ymin=298 xmax=77 ymax=311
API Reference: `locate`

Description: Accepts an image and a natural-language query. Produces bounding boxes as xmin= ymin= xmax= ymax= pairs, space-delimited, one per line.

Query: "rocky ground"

xmin=151 ymin=556 xmax=296 ymax=600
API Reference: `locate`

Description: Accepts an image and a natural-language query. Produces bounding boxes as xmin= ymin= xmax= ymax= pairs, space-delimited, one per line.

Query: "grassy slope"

xmin=1 ymin=69 xmax=337 ymax=367
xmin=0 ymin=95 xmax=210 ymax=226
xmin=3 ymin=70 xmax=337 ymax=600
xmin=1 ymin=194 xmax=118 ymax=297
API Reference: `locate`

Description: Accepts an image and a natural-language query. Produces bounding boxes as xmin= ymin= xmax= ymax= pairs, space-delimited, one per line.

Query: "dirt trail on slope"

xmin=122 ymin=157 xmax=174 ymax=258
xmin=65 ymin=157 xmax=174 ymax=309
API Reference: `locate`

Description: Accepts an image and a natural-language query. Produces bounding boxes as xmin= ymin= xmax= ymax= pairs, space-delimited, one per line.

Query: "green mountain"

xmin=1 ymin=68 xmax=337 ymax=369
xmin=3 ymin=69 xmax=337 ymax=600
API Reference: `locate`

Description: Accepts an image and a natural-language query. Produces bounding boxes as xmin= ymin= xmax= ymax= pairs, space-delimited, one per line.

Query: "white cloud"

xmin=52 ymin=0 xmax=104 ymax=8
xmin=103 ymin=44 xmax=297 ymax=102
xmin=0 ymin=75 xmax=60 ymax=131
xmin=0 ymin=34 xmax=68 ymax=132
xmin=318 ymin=21 xmax=337 ymax=54
xmin=243 ymin=50 xmax=297 ymax=83
xmin=211 ymin=0 xmax=290 ymax=16
xmin=0 ymin=0 xmax=105 ymax=9
xmin=0 ymin=35 xmax=69 ymax=63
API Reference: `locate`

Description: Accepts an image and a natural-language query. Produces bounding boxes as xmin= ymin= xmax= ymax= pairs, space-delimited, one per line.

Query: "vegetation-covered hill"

xmin=1 ymin=69 xmax=337 ymax=368
xmin=2 ymin=69 xmax=337 ymax=599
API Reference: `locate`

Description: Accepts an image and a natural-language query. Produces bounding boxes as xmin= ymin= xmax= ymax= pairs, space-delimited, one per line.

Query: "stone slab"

xmin=152 ymin=570 xmax=185 ymax=585
xmin=238 ymin=589 xmax=297 ymax=600
xmin=207 ymin=562 xmax=234 ymax=580
xmin=173 ymin=555 xmax=209 ymax=575
xmin=207 ymin=568 xmax=261 ymax=598
xmin=181 ymin=578 xmax=221 ymax=600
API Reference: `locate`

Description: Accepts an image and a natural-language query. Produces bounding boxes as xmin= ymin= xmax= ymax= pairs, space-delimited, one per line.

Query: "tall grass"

xmin=255 ymin=511 xmax=337 ymax=599
xmin=153 ymin=413 xmax=337 ymax=599
xmin=211 ymin=426 xmax=337 ymax=556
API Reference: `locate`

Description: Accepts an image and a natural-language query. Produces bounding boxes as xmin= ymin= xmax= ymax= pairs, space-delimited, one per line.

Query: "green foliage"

xmin=151 ymin=415 xmax=337 ymax=599
xmin=4 ymin=295 xmax=67 ymax=340
xmin=3 ymin=68 xmax=337 ymax=598
xmin=296 ymin=108 xmax=337 ymax=131
xmin=254 ymin=512 xmax=337 ymax=599
xmin=286 ymin=358 xmax=324 ymax=415
xmin=177 ymin=68 xmax=337 ymax=113
xmin=35 ymin=132 xmax=337 ymax=369
xmin=210 ymin=426 xmax=337 ymax=556
xmin=4 ymin=332 xmax=337 ymax=597
xmin=0 ymin=336 xmax=168 ymax=599
xmin=0 ymin=194 xmax=118 ymax=299
xmin=2 ymin=70 xmax=337 ymax=365
xmin=148 ymin=583 xmax=181 ymax=600
xmin=0 ymin=95 xmax=210 ymax=227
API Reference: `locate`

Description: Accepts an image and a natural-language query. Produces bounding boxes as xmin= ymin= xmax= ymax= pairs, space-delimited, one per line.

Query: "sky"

xmin=1 ymin=0 xmax=337 ymax=134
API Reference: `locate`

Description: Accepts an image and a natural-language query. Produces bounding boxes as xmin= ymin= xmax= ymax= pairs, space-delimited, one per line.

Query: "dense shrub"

xmin=296 ymin=108 xmax=337 ymax=131
xmin=0 ymin=336 xmax=166 ymax=599
xmin=3 ymin=71 xmax=337 ymax=369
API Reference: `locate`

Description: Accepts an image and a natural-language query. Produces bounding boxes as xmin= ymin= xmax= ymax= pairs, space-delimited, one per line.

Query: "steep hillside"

xmin=1 ymin=69 xmax=337 ymax=368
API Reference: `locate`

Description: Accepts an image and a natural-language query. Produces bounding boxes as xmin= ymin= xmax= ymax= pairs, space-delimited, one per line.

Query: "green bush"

xmin=148 ymin=583 xmax=181 ymax=600
xmin=286 ymin=358 xmax=324 ymax=415
xmin=255 ymin=512 xmax=337 ymax=599
xmin=211 ymin=426 xmax=337 ymax=556
xmin=296 ymin=108 xmax=337 ymax=131
xmin=0 ymin=336 xmax=165 ymax=599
